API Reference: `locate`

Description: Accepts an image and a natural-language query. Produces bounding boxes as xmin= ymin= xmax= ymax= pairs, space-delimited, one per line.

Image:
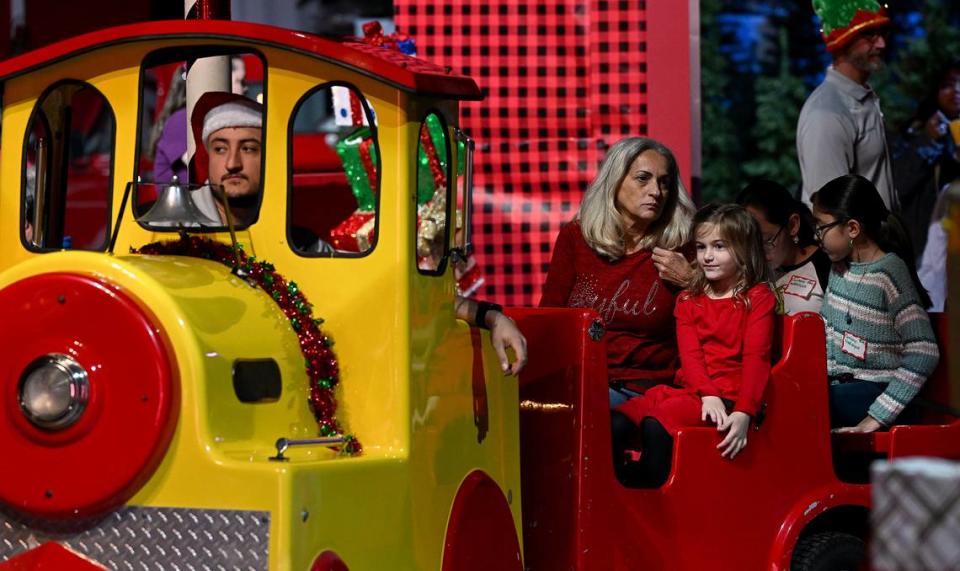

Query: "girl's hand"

xmin=832 ymin=416 xmax=883 ymax=434
xmin=718 ymin=412 xmax=751 ymax=459
xmin=701 ymin=396 xmax=728 ymax=427
xmin=652 ymin=247 xmax=693 ymax=288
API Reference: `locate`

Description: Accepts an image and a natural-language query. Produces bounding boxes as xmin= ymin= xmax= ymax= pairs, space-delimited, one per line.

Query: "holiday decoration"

xmin=335 ymin=128 xmax=378 ymax=212
xmin=331 ymin=125 xmax=380 ymax=253
xmin=361 ymin=20 xmax=416 ymax=56
xmin=330 ymin=211 xmax=376 ymax=252
xmin=329 ymin=24 xmax=426 ymax=257
xmin=416 ymin=187 xmax=447 ymax=265
xmin=134 ymin=235 xmax=361 ymax=455
xmin=418 ymin=114 xmax=448 ymax=205
xmin=811 ymin=0 xmax=890 ymax=52
xmin=332 ymin=85 xmax=370 ymax=127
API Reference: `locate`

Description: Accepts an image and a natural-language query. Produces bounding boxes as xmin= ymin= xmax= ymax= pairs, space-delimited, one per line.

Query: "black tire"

xmin=791 ymin=531 xmax=865 ymax=571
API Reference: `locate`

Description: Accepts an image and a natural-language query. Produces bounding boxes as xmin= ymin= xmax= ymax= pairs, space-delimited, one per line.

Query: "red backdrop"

xmin=395 ymin=0 xmax=696 ymax=306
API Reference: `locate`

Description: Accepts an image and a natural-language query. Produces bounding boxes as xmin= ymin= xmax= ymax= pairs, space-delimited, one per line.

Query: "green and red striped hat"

xmin=812 ymin=0 xmax=890 ymax=52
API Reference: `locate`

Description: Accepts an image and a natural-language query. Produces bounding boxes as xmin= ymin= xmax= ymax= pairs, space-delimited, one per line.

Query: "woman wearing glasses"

xmin=736 ymin=180 xmax=831 ymax=314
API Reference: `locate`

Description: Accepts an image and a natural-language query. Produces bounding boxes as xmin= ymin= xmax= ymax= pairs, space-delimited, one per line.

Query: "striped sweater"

xmin=820 ymin=253 xmax=939 ymax=425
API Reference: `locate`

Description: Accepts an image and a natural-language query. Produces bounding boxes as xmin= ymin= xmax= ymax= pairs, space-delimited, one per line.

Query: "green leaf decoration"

xmin=812 ymin=0 xmax=883 ymax=34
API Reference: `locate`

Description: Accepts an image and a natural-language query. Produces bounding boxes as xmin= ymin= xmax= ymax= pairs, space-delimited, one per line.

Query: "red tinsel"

xmin=349 ymin=93 xmax=364 ymax=128
xmin=359 ymin=137 xmax=378 ymax=190
xmin=418 ymin=124 xmax=446 ymax=191
xmin=134 ymin=235 xmax=362 ymax=456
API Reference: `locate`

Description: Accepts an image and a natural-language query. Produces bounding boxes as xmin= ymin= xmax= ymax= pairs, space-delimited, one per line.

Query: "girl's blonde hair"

xmin=577 ymin=137 xmax=694 ymax=259
xmin=686 ymin=204 xmax=771 ymax=302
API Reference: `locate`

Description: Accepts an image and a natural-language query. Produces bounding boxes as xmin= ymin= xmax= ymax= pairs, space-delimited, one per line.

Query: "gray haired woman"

xmin=540 ymin=137 xmax=695 ymax=407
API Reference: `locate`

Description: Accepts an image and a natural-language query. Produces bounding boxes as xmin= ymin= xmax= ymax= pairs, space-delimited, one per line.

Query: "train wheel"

xmin=441 ymin=471 xmax=522 ymax=571
xmin=791 ymin=531 xmax=865 ymax=571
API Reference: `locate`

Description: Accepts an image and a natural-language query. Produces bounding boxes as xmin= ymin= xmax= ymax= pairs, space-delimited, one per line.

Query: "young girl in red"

xmin=612 ymin=204 xmax=776 ymax=486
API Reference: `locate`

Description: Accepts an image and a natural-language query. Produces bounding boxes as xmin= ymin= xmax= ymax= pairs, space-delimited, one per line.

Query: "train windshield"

xmin=133 ymin=49 xmax=266 ymax=232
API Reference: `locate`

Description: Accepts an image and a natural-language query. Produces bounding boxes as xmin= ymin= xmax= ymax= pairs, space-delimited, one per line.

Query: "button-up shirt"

xmin=797 ymin=67 xmax=898 ymax=211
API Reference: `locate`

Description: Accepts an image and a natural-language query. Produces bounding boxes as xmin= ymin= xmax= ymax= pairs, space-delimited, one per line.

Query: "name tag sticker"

xmin=783 ymin=275 xmax=817 ymax=299
xmin=841 ymin=332 xmax=868 ymax=361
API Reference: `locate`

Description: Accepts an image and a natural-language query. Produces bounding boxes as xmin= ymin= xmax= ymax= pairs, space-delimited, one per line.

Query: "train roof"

xmin=0 ymin=20 xmax=484 ymax=101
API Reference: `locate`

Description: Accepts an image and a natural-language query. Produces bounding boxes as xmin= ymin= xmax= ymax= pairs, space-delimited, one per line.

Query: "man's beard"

xmin=228 ymin=191 xmax=259 ymax=208
xmin=216 ymin=178 xmax=259 ymax=208
xmin=849 ymin=50 xmax=885 ymax=74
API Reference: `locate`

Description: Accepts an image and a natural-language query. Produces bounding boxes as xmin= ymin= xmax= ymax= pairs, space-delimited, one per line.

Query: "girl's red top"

xmin=673 ymin=283 xmax=776 ymax=416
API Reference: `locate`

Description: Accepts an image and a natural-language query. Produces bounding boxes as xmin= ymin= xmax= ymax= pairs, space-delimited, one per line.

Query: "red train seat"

xmin=511 ymin=309 xmax=856 ymax=570
xmin=831 ymin=312 xmax=960 ymax=460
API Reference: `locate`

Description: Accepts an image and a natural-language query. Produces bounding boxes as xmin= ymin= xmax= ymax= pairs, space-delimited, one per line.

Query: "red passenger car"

xmin=513 ymin=309 xmax=960 ymax=570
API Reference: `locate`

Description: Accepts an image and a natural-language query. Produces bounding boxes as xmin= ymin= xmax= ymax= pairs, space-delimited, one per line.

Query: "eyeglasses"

xmin=763 ymin=226 xmax=784 ymax=251
xmin=861 ymin=28 xmax=889 ymax=44
xmin=814 ymin=220 xmax=845 ymax=242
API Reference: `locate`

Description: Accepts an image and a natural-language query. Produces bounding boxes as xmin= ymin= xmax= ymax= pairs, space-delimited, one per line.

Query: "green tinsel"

xmin=335 ymin=127 xmax=377 ymax=212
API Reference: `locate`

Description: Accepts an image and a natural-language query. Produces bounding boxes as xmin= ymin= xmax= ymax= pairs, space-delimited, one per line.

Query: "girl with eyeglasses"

xmin=811 ymin=174 xmax=939 ymax=433
xmin=737 ymin=180 xmax=832 ymax=314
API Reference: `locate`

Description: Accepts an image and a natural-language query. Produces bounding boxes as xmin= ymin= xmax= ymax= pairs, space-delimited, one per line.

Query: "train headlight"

xmin=18 ymin=354 xmax=89 ymax=430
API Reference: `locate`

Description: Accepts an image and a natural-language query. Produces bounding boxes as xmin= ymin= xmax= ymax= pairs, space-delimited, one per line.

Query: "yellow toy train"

xmin=0 ymin=19 xmax=523 ymax=570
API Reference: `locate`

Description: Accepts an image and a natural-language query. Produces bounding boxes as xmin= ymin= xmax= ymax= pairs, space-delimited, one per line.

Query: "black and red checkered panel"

xmin=395 ymin=1 xmax=650 ymax=306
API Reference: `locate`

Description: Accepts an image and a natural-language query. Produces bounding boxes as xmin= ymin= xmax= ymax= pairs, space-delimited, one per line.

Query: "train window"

xmin=134 ymin=50 xmax=266 ymax=230
xmin=288 ymin=83 xmax=380 ymax=257
xmin=453 ymin=128 xmax=475 ymax=259
xmin=22 ymin=81 xmax=115 ymax=251
xmin=415 ymin=112 xmax=452 ymax=275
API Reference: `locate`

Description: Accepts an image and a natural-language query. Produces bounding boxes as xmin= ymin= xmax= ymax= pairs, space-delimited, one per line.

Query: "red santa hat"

xmin=189 ymin=92 xmax=262 ymax=182
xmin=191 ymin=91 xmax=262 ymax=149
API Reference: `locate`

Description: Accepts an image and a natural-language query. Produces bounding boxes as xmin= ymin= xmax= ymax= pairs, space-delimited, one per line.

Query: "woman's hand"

xmin=924 ymin=111 xmax=950 ymax=141
xmin=488 ymin=312 xmax=528 ymax=376
xmin=652 ymin=247 xmax=693 ymax=287
xmin=701 ymin=396 xmax=728 ymax=427
xmin=717 ymin=411 xmax=751 ymax=459
xmin=832 ymin=415 xmax=883 ymax=434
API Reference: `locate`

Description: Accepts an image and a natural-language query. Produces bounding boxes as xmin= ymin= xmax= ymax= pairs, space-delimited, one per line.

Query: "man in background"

xmin=797 ymin=0 xmax=899 ymax=211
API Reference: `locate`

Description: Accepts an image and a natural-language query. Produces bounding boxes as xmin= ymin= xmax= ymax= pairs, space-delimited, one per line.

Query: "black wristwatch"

xmin=475 ymin=301 xmax=504 ymax=330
